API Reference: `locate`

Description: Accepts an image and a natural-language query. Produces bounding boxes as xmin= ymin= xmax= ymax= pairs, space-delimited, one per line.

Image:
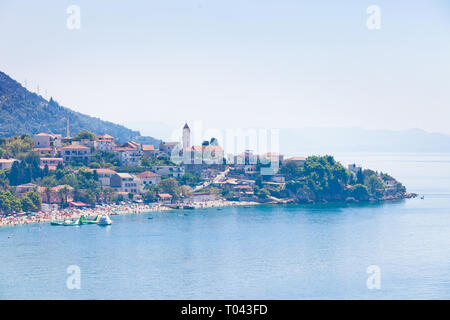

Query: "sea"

xmin=0 ymin=153 xmax=449 ymax=299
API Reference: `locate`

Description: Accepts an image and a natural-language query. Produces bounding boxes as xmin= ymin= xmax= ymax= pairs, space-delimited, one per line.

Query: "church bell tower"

xmin=182 ymin=123 xmax=191 ymax=149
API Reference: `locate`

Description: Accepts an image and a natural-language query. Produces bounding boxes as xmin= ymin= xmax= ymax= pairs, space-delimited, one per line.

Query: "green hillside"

xmin=0 ymin=71 xmax=161 ymax=145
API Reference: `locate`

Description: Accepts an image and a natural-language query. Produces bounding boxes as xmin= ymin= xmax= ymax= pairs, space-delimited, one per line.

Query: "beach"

xmin=0 ymin=199 xmax=260 ymax=228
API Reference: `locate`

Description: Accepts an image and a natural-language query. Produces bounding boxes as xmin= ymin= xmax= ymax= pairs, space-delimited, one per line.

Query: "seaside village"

xmin=0 ymin=123 xmax=405 ymax=226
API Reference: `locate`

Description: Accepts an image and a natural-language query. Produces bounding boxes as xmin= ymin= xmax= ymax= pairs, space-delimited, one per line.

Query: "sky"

xmin=0 ymin=0 xmax=449 ymax=137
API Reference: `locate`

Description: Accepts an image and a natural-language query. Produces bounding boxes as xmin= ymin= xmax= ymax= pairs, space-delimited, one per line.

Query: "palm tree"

xmin=58 ymin=186 xmax=70 ymax=208
xmin=44 ymin=187 xmax=52 ymax=204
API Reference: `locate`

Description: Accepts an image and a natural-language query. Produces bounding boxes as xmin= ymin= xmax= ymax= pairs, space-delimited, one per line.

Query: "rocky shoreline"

xmin=262 ymin=192 xmax=418 ymax=205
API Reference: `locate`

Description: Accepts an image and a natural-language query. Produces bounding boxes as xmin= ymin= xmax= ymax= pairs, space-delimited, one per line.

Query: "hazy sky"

xmin=1 ymin=0 xmax=449 ymax=135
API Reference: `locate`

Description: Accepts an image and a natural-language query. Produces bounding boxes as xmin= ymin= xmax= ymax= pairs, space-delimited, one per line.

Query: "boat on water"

xmin=98 ymin=214 xmax=112 ymax=226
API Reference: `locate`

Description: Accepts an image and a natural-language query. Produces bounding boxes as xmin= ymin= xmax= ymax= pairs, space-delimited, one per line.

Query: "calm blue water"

xmin=1 ymin=153 xmax=450 ymax=299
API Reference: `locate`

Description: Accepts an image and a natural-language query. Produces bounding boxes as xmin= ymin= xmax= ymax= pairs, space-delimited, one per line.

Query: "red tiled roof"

xmin=114 ymin=147 xmax=136 ymax=152
xmin=285 ymin=156 xmax=306 ymax=161
xmin=33 ymin=147 xmax=53 ymax=151
xmin=142 ymin=145 xmax=155 ymax=151
xmin=0 ymin=158 xmax=18 ymax=163
xmin=35 ymin=133 xmax=61 ymax=137
xmin=262 ymin=152 xmax=283 ymax=157
xmin=88 ymin=168 xmax=117 ymax=174
xmin=137 ymin=171 xmax=160 ymax=178
xmin=98 ymin=134 xmax=114 ymax=139
xmin=61 ymin=144 xmax=90 ymax=150
xmin=51 ymin=185 xmax=74 ymax=192
xmin=158 ymin=193 xmax=172 ymax=198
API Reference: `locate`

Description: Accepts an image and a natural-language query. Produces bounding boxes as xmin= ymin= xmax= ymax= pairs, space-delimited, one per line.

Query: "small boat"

xmin=420 ymin=196 xmax=425 ymax=199
xmin=98 ymin=214 xmax=112 ymax=226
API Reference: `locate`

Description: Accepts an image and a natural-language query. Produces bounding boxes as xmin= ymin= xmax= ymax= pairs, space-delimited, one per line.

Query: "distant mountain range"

xmin=279 ymin=127 xmax=450 ymax=154
xmin=0 ymin=71 xmax=161 ymax=145
xmin=126 ymin=121 xmax=450 ymax=154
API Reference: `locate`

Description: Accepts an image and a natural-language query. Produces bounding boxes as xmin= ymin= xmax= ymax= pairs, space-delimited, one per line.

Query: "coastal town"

xmin=0 ymin=122 xmax=414 ymax=227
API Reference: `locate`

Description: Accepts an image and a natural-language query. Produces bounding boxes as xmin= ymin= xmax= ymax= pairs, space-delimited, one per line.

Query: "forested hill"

xmin=0 ymin=71 xmax=161 ymax=145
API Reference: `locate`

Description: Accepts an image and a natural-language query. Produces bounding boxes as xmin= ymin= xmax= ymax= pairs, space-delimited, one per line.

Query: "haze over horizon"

xmin=1 ymin=0 xmax=449 ymax=134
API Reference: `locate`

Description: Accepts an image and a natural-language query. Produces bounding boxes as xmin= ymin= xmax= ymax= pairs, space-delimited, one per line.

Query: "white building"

xmin=90 ymin=168 xmax=117 ymax=188
xmin=114 ymin=147 xmax=142 ymax=166
xmin=0 ymin=158 xmax=19 ymax=169
xmin=61 ymin=145 xmax=91 ymax=163
xmin=40 ymin=157 xmax=63 ymax=170
xmin=159 ymin=142 xmax=180 ymax=156
xmin=152 ymin=165 xmax=185 ymax=178
xmin=348 ymin=163 xmax=362 ymax=174
xmin=137 ymin=171 xmax=161 ymax=187
xmin=110 ymin=173 xmax=143 ymax=194
xmin=33 ymin=133 xmax=62 ymax=149
xmin=283 ymin=156 xmax=306 ymax=167
xmin=97 ymin=134 xmax=115 ymax=151
xmin=72 ymin=139 xmax=97 ymax=150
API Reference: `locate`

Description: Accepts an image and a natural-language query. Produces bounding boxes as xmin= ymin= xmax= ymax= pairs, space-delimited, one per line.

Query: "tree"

xmin=43 ymin=164 xmax=49 ymax=177
xmin=366 ymin=175 xmax=385 ymax=196
xmin=72 ymin=130 xmax=97 ymax=141
xmin=179 ymin=172 xmax=201 ymax=186
xmin=143 ymin=189 xmax=157 ymax=203
xmin=158 ymin=178 xmax=181 ymax=200
xmin=350 ymin=184 xmax=370 ymax=201
xmin=280 ymin=161 xmax=301 ymax=180
xmin=8 ymin=161 xmax=20 ymax=186
xmin=58 ymin=186 xmax=71 ymax=208
xmin=356 ymin=169 xmax=364 ymax=184
xmin=21 ymin=195 xmax=37 ymax=212
xmin=89 ymin=162 xmax=101 ymax=169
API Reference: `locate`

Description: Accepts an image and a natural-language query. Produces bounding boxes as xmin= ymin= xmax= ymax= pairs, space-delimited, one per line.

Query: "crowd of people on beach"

xmin=0 ymin=203 xmax=162 ymax=228
xmin=0 ymin=199 xmax=259 ymax=228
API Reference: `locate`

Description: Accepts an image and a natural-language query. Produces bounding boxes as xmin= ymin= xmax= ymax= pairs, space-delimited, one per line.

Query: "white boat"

xmin=98 ymin=214 xmax=112 ymax=226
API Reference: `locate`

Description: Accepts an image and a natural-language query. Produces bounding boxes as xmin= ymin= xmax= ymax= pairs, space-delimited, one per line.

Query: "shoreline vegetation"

xmin=0 ymin=133 xmax=417 ymax=229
